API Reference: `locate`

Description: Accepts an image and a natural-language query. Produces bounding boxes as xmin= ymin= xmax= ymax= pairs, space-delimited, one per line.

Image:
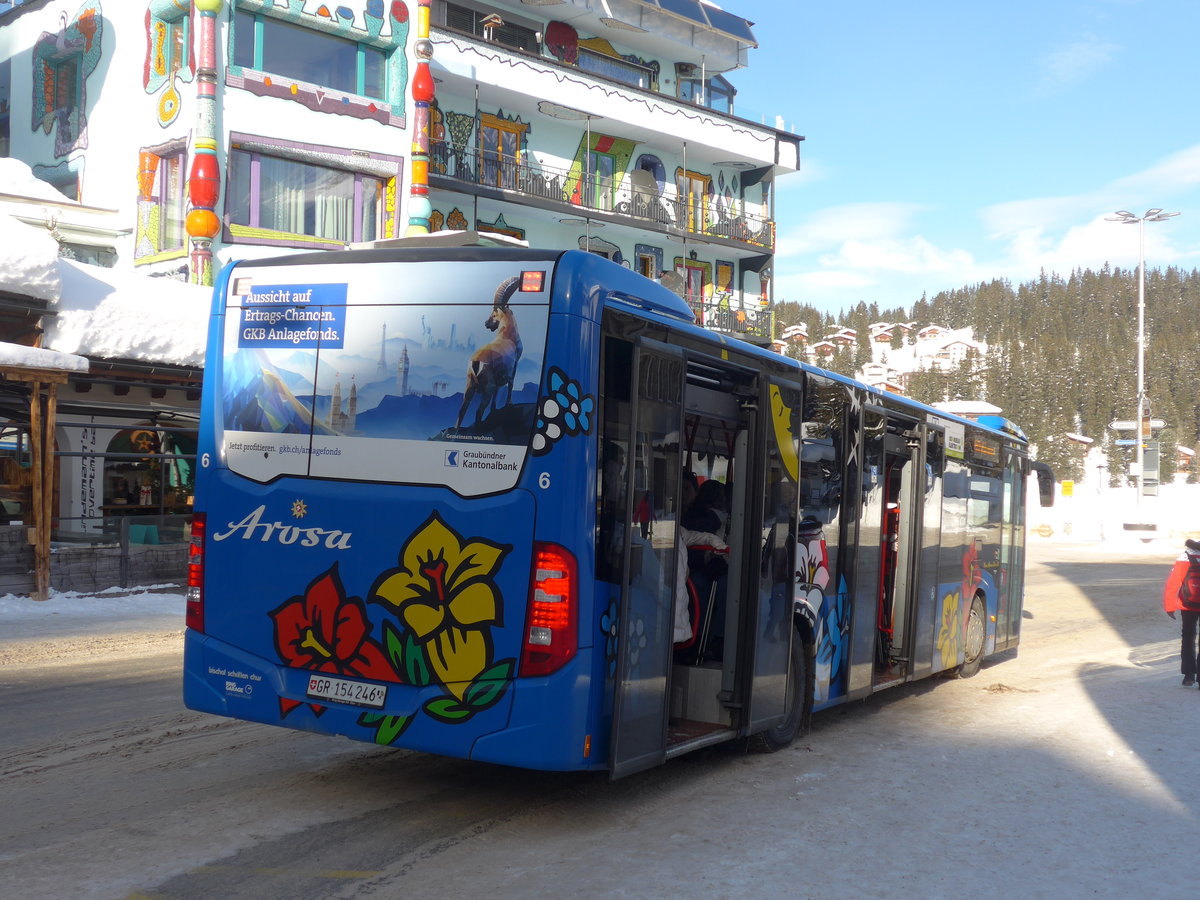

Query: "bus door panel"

xmin=995 ymin=448 xmax=1025 ymax=650
xmin=847 ymin=408 xmax=885 ymax=697
xmin=887 ymin=443 xmax=919 ymax=668
xmin=746 ymin=378 xmax=802 ymax=733
xmin=876 ymin=425 xmax=918 ymax=682
xmin=908 ymin=426 xmax=945 ymax=680
xmin=608 ymin=339 xmax=684 ymax=779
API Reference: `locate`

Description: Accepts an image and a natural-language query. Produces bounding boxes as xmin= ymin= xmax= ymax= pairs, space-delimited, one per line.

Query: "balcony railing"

xmin=687 ymin=293 xmax=772 ymax=341
xmin=430 ymin=143 xmax=775 ymax=251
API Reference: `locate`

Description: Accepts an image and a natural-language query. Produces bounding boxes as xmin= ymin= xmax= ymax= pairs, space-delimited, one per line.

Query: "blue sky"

xmin=730 ymin=0 xmax=1200 ymax=315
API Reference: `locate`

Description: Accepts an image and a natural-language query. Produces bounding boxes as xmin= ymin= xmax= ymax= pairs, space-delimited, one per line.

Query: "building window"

xmin=225 ymin=136 xmax=399 ymax=248
xmin=677 ymin=71 xmax=736 ymax=115
xmin=478 ymin=115 xmax=526 ymax=190
xmin=578 ymin=48 xmax=652 ymax=90
xmin=440 ymin=2 xmax=540 ymax=53
xmin=234 ymin=9 xmax=386 ymax=98
xmin=59 ymin=243 xmax=117 ymax=267
xmin=586 ymin=150 xmax=615 ymax=211
xmin=51 ymin=56 xmax=81 ymax=141
xmin=135 ymin=144 xmax=187 ymax=263
xmin=676 ymin=170 xmax=710 ymax=234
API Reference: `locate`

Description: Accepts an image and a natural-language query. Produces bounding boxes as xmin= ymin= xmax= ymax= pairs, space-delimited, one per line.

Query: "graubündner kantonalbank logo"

xmin=444 ymin=450 xmax=459 ymax=467
xmin=458 ymin=449 xmax=518 ymax=472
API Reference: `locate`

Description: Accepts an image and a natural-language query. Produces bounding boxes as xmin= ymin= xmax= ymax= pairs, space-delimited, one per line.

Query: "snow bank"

xmin=0 ymin=584 xmax=184 ymax=643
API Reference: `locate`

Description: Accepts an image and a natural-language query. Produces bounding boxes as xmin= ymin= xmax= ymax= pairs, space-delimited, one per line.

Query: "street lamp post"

xmin=1105 ymin=208 xmax=1180 ymax=513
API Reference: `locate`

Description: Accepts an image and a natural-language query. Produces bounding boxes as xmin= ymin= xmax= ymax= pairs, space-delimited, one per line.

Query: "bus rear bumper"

xmin=468 ymin=651 xmax=605 ymax=772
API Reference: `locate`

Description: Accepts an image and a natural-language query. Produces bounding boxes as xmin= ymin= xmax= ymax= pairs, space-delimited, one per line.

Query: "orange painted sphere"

xmin=186 ymin=208 xmax=222 ymax=239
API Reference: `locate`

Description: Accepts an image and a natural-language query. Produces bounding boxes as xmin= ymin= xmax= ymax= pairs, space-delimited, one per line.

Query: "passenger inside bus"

xmin=681 ymin=478 xmax=730 ymax=662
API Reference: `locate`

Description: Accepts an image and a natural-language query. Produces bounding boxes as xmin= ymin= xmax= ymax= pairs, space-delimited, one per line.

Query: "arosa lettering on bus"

xmin=211 ymin=505 xmax=352 ymax=549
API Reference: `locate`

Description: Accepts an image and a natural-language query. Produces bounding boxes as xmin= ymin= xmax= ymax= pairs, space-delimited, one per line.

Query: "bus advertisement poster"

xmin=218 ymin=262 xmax=550 ymax=495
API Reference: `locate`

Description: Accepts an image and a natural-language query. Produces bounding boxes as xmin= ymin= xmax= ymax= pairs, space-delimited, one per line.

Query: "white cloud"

xmin=1036 ymin=36 xmax=1119 ymax=94
xmin=776 ymin=157 xmax=829 ymax=193
xmin=773 ymin=143 xmax=1200 ymax=312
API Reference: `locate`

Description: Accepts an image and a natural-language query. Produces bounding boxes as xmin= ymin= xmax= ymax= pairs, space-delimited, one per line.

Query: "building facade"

xmin=0 ymin=0 xmax=800 ymax=588
xmin=1 ymin=0 xmax=799 ymax=330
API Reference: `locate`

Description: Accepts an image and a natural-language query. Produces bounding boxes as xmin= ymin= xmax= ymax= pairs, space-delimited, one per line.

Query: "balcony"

xmin=686 ymin=292 xmax=773 ymax=343
xmin=429 ymin=143 xmax=775 ymax=252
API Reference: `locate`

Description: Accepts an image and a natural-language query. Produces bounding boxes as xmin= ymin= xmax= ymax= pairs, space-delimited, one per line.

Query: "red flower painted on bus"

xmin=961 ymin=543 xmax=983 ymax=604
xmin=270 ymin=564 xmax=397 ymax=717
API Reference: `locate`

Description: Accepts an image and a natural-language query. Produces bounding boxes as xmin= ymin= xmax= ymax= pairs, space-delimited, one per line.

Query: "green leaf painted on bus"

xmin=376 ymin=714 xmax=411 ymax=745
xmin=463 ymin=659 xmax=515 ymax=710
xmin=424 ymin=696 xmax=472 ymax=722
xmin=383 ymin=620 xmax=405 ymax=675
xmin=358 ymin=710 xmax=411 ymax=745
xmin=404 ymin=632 xmax=432 ymax=686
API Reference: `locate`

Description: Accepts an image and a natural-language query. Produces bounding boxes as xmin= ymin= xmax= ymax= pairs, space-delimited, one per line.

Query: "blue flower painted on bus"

xmin=531 ymin=367 xmax=594 ymax=456
xmin=600 ymin=597 xmax=620 ymax=679
xmin=815 ymin=578 xmax=850 ymax=703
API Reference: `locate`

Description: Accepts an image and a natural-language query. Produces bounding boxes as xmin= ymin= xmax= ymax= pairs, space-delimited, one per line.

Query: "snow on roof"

xmin=0 ymin=157 xmax=210 ymax=369
xmin=0 ymin=214 xmax=63 ymax=303
xmin=0 ymin=340 xmax=88 ymax=373
xmin=0 ymin=157 xmax=75 ymax=205
xmin=934 ymin=400 xmax=1002 ymax=416
xmin=43 ymin=258 xmax=211 ymax=368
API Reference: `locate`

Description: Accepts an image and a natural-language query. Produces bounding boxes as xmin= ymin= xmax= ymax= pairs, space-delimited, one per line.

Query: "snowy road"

xmin=0 ymin=542 xmax=1195 ymax=899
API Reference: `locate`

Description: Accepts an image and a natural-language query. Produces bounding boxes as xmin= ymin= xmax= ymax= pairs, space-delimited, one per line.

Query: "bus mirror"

xmin=1030 ymin=461 xmax=1055 ymax=507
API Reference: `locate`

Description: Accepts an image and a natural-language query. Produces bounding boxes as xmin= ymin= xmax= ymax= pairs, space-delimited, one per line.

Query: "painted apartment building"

xmin=420 ymin=0 xmax=800 ymax=339
xmin=0 ymin=0 xmax=799 ymax=587
xmin=1 ymin=0 xmax=799 ymax=325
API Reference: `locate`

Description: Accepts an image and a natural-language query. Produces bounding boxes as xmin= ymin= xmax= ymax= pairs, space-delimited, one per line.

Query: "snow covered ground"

xmin=0 ymin=583 xmax=183 ymax=645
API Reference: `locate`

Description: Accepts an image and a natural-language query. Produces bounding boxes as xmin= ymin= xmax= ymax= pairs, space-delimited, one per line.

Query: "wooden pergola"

xmin=0 ymin=351 xmax=87 ymax=600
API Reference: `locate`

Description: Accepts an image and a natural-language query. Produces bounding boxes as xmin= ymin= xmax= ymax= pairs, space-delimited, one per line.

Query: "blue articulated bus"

xmin=183 ymin=242 xmax=1053 ymax=779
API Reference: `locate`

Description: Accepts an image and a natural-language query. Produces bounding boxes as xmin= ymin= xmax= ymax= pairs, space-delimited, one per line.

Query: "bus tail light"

xmin=186 ymin=513 xmax=205 ymax=633
xmin=520 ymin=542 xmax=577 ymax=677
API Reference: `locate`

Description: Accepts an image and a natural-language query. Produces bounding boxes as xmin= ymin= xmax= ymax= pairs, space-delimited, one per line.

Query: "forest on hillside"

xmin=774 ymin=265 xmax=1200 ymax=484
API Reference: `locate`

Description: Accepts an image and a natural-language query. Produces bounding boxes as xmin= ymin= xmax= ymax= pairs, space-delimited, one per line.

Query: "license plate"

xmin=306 ymin=674 xmax=388 ymax=709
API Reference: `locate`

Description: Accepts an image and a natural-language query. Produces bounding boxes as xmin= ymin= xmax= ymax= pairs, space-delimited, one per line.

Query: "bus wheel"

xmin=958 ymin=593 xmax=986 ymax=678
xmin=750 ymin=635 xmax=809 ymax=752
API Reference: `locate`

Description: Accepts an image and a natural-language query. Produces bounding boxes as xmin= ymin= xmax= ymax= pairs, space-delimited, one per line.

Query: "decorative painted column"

xmin=405 ymin=0 xmax=434 ymax=236
xmin=186 ymin=0 xmax=223 ymax=285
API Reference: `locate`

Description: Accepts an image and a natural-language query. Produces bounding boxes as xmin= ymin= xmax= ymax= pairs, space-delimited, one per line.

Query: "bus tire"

xmin=749 ymin=633 xmax=811 ymax=753
xmin=957 ymin=592 xmax=987 ymax=678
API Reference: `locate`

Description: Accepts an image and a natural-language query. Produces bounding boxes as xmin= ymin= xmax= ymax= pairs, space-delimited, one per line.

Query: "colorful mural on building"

xmin=226 ymin=0 xmax=409 ymax=127
xmin=144 ymin=0 xmax=196 ymax=128
xmin=31 ymin=1 xmax=102 ymax=158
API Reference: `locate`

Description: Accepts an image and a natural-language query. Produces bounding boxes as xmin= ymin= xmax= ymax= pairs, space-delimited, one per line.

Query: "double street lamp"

xmin=1105 ymin=208 xmax=1180 ymax=511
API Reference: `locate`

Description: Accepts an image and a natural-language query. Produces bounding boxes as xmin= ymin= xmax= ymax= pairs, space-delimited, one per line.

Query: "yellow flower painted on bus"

xmin=371 ymin=512 xmax=515 ymax=724
xmin=936 ymin=590 xmax=962 ymax=670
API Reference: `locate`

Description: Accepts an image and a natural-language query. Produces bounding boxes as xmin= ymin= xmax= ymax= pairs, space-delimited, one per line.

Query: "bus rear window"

xmin=218 ymin=260 xmax=551 ymax=495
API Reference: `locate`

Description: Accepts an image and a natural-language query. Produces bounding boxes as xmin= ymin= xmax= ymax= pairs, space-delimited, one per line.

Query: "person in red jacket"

xmin=1162 ymin=538 xmax=1200 ymax=687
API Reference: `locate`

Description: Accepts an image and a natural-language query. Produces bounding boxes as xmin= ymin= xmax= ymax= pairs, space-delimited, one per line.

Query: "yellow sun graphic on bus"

xmin=291 ymin=499 xmax=308 ymax=519
xmin=372 ymin=513 xmax=510 ymax=701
